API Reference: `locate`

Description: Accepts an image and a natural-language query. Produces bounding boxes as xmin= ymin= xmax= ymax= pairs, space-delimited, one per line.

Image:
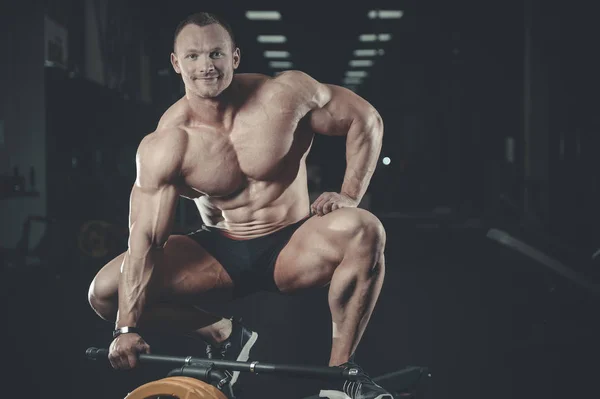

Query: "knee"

xmin=334 ymin=208 xmax=386 ymax=250
xmin=88 ymin=274 xmax=117 ymax=322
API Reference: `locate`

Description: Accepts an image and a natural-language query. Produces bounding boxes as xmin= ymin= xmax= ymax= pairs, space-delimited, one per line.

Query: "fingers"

xmin=109 ymin=351 xmax=130 ymax=370
xmin=310 ymin=192 xmax=356 ymax=216
xmin=138 ymin=341 xmax=151 ymax=356
xmin=110 ymin=351 xmax=136 ymax=370
xmin=126 ymin=353 xmax=138 ymax=369
xmin=322 ymin=200 xmax=345 ymax=215
xmin=322 ymin=200 xmax=334 ymax=214
xmin=310 ymin=193 xmax=328 ymax=215
xmin=108 ymin=336 xmax=150 ymax=370
xmin=108 ymin=355 xmax=117 ymax=369
xmin=312 ymin=193 xmax=336 ymax=216
xmin=311 ymin=192 xmax=348 ymax=216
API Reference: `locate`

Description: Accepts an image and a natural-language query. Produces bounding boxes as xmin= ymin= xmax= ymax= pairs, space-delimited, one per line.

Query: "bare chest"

xmin=181 ymin=106 xmax=312 ymax=198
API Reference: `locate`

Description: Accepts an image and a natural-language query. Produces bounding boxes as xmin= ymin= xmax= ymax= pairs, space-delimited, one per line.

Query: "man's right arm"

xmin=116 ymin=131 xmax=185 ymax=331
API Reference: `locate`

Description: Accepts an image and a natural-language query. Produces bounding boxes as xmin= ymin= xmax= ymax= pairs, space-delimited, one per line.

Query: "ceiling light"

xmin=368 ymin=10 xmax=404 ymax=19
xmin=257 ymin=35 xmax=287 ymax=43
xmin=264 ymin=50 xmax=290 ymax=58
xmin=349 ymin=60 xmax=374 ymax=67
xmin=246 ymin=11 xmax=281 ymax=20
xmin=354 ymin=49 xmax=377 ymax=57
xmin=343 ymin=77 xmax=362 ymax=85
xmin=359 ymin=34 xmax=392 ymax=42
xmin=359 ymin=34 xmax=377 ymax=42
xmin=345 ymin=70 xmax=368 ymax=78
xmin=269 ymin=61 xmax=293 ymax=68
xmin=353 ymin=49 xmax=385 ymax=57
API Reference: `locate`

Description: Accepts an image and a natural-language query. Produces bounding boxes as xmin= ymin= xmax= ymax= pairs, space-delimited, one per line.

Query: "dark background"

xmin=1 ymin=0 xmax=600 ymax=398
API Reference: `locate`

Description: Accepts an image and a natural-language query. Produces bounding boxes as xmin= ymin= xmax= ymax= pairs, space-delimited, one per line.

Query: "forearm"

xmin=115 ymin=246 xmax=162 ymax=329
xmin=340 ymin=119 xmax=383 ymax=203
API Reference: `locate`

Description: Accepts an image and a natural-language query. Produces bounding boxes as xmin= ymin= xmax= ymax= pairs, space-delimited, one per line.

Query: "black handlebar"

xmin=86 ymin=347 xmax=358 ymax=381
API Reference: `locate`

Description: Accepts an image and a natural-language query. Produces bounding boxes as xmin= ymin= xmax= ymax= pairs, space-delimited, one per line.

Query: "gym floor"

xmin=2 ymin=215 xmax=598 ymax=399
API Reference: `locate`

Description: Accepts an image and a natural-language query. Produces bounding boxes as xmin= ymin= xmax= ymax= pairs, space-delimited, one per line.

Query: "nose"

xmin=199 ymin=54 xmax=215 ymax=74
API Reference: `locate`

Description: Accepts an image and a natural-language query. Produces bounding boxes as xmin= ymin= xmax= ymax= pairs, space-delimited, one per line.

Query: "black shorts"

xmin=187 ymin=216 xmax=310 ymax=298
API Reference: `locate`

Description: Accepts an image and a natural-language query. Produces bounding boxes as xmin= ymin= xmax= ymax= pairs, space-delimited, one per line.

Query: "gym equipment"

xmin=86 ymin=347 xmax=430 ymax=399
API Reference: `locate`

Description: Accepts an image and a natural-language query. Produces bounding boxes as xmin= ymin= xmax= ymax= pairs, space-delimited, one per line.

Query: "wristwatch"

xmin=113 ymin=326 xmax=140 ymax=339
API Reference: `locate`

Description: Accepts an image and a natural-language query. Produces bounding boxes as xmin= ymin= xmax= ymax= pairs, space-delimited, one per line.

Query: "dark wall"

xmin=45 ymin=66 xmax=157 ymax=222
xmin=354 ymin=0 xmax=526 ymax=216
xmin=541 ymin=5 xmax=600 ymax=250
xmin=42 ymin=66 xmax=161 ymax=276
xmin=0 ymin=0 xmax=47 ymax=247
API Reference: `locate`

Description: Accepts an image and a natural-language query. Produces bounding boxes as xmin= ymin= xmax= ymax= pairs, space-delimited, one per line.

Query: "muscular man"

xmin=88 ymin=12 xmax=391 ymax=399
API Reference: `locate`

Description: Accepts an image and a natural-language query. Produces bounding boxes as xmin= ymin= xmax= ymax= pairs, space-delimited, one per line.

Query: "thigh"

xmin=91 ymin=234 xmax=235 ymax=306
xmin=273 ymin=211 xmax=353 ymax=293
xmin=273 ymin=208 xmax=384 ymax=293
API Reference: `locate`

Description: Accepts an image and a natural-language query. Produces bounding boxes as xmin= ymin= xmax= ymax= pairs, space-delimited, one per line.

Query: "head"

xmin=171 ymin=12 xmax=241 ymax=99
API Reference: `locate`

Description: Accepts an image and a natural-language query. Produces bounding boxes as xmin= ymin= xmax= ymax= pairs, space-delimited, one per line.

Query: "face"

xmin=171 ymin=23 xmax=240 ymax=99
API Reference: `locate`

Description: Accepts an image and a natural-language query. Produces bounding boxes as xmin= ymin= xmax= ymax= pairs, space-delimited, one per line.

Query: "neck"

xmin=186 ymin=84 xmax=236 ymax=127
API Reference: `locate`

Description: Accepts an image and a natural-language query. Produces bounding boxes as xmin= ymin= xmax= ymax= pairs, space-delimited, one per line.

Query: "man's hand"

xmin=108 ymin=333 xmax=151 ymax=370
xmin=311 ymin=192 xmax=358 ymax=216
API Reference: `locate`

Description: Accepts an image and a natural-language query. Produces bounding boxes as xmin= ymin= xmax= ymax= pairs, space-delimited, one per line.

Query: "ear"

xmin=170 ymin=53 xmax=181 ymax=74
xmin=232 ymin=48 xmax=241 ymax=70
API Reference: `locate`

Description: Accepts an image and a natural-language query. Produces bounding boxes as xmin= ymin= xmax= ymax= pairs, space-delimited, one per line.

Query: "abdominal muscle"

xmin=192 ymin=169 xmax=311 ymax=239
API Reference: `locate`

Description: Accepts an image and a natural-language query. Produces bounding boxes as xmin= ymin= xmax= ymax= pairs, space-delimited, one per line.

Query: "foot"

xmin=319 ymin=358 xmax=393 ymax=399
xmin=205 ymin=317 xmax=259 ymax=386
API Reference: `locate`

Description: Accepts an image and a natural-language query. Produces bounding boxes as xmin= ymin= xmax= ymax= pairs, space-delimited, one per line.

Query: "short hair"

xmin=173 ymin=12 xmax=236 ymax=52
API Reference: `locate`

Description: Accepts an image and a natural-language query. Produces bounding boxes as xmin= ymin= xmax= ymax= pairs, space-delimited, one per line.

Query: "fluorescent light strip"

xmin=354 ymin=49 xmax=377 ymax=57
xmin=345 ymin=70 xmax=368 ymax=78
xmin=349 ymin=60 xmax=374 ymax=67
xmin=269 ymin=61 xmax=293 ymax=68
xmin=353 ymin=49 xmax=386 ymax=56
xmin=359 ymin=34 xmax=377 ymax=42
xmin=368 ymin=10 xmax=404 ymax=19
xmin=246 ymin=11 xmax=281 ymax=20
xmin=343 ymin=77 xmax=362 ymax=85
xmin=359 ymin=34 xmax=392 ymax=42
xmin=257 ymin=35 xmax=287 ymax=43
xmin=264 ymin=50 xmax=290 ymax=58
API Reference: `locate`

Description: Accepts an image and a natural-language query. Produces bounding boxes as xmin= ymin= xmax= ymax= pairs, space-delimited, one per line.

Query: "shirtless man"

xmin=88 ymin=12 xmax=391 ymax=399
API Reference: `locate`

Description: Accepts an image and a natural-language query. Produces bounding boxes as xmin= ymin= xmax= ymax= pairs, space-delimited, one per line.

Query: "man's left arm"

xmin=309 ymin=84 xmax=384 ymax=215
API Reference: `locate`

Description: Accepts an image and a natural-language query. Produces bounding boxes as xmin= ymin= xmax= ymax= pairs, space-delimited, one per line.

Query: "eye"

xmin=210 ymin=51 xmax=224 ymax=58
xmin=187 ymin=54 xmax=198 ymax=59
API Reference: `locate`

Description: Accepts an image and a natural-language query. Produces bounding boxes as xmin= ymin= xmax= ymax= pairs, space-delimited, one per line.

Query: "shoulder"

xmin=234 ymin=73 xmax=271 ymax=85
xmin=138 ymin=128 xmax=188 ymax=153
xmin=232 ymin=73 xmax=271 ymax=95
xmin=240 ymin=70 xmax=332 ymax=116
xmin=136 ymin=129 xmax=188 ymax=187
xmin=156 ymin=98 xmax=188 ymax=130
xmin=272 ymin=70 xmax=331 ymax=107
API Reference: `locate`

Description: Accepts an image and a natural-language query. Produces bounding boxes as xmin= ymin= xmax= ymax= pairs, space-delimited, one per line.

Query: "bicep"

xmin=308 ymin=107 xmax=349 ymax=136
xmin=308 ymin=85 xmax=379 ymax=137
xmin=128 ymin=131 xmax=185 ymax=253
